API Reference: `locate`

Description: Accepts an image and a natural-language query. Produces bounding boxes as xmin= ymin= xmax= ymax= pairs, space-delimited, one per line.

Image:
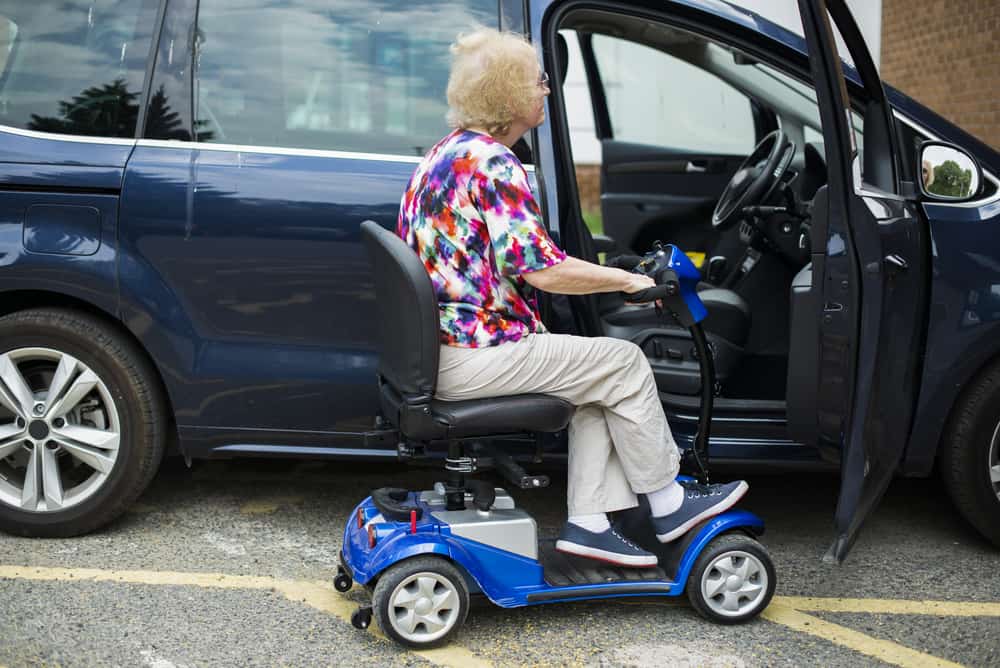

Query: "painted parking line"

xmin=0 ymin=565 xmax=490 ymax=668
xmin=2 ymin=565 xmax=997 ymax=668
xmin=774 ymin=595 xmax=1000 ymax=617
xmin=762 ymin=601 xmax=965 ymax=668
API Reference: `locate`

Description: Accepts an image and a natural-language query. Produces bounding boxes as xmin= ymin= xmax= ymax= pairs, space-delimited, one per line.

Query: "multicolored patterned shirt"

xmin=398 ymin=129 xmax=567 ymax=348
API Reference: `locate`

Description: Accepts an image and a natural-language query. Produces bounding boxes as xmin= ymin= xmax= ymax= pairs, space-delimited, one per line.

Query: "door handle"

xmin=884 ymin=254 xmax=908 ymax=273
xmin=685 ymin=161 xmax=708 ymax=173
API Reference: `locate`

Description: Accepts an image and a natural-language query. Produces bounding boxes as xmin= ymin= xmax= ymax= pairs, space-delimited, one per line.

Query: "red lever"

xmin=410 ymin=509 xmax=417 ymax=534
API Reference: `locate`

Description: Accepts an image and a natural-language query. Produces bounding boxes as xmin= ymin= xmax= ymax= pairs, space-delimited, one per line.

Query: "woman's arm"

xmin=521 ymin=256 xmax=654 ymax=295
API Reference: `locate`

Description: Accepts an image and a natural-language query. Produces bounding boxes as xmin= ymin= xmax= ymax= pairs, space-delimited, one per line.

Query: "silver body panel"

xmin=422 ymin=486 xmax=537 ymax=560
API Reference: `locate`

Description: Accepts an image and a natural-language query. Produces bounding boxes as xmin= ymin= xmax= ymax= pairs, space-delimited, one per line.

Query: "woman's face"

xmin=517 ymin=63 xmax=550 ymax=129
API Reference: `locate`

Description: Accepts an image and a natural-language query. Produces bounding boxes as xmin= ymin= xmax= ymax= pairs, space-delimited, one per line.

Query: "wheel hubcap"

xmin=989 ymin=419 xmax=1000 ymax=502
xmin=701 ymin=550 xmax=768 ymax=617
xmin=388 ymin=572 xmax=461 ymax=644
xmin=0 ymin=348 xmax=121 ymax=512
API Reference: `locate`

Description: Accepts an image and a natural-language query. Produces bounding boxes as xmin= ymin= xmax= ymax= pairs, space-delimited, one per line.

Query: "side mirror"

xmin=918 ymin=141 xmax=983 ymax=202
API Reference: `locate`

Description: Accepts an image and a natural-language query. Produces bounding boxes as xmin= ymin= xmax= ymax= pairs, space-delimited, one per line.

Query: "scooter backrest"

xmin=359 ymin=220 xmax=440 ymax=398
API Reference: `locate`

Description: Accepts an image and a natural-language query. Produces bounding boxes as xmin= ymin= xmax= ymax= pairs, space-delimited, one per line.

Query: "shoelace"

xmin=678 ymin=480 xmax=725 ymax=499
xmin=610 ymin=529 xmax=644 ymax=551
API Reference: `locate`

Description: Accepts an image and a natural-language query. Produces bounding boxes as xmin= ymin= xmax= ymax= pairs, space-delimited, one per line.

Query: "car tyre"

xmin=941 ymin=357 xmax=1000 ymax=547
xmin=372 ymin=556 xmax=469 ymax=649
xmin=686 ymin=532 xmax=776 ymax=624
xmin=0 ymin=308 xmax=167 ymax=537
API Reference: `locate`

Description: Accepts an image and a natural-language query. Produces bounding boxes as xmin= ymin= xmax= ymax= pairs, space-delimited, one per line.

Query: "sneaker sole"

xmin=655 ymin=481 xmax=749 ymax=544
xmin=555 ymin=540 xmax=659 ymax=568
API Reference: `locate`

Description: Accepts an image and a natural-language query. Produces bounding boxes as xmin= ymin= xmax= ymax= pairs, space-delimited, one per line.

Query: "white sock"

xmin=647 ymin=481 xmax=684 ymax=517
xmin=568 ymin=513 xmax=611 ymax=533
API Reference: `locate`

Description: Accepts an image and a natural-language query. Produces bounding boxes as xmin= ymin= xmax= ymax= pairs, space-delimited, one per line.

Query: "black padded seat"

xmin=361 ymin=220 xmax=574 ymax=442
xmin=696 ymin=288 xmax=751 ymax=347
xmin=430 ymin=395 xmax=574 ymax=440
xmin=599 ymin=286 xmax=750 ymax=348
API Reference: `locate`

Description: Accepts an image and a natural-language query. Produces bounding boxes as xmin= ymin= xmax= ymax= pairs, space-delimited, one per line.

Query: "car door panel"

xmin=601 ymin=139 xmax=744 ymax=254
xmin=795 ymin=0 xmax=927 ymax=562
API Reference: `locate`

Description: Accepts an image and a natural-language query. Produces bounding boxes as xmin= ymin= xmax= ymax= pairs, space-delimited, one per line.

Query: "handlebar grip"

xmin=622 ymin=282 xmax=676 ymax=304
xmin=604 ymin=254 xmax=644 ymax=270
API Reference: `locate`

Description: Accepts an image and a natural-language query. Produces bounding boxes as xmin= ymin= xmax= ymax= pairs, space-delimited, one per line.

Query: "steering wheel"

xmin=711 ymin=129 xmax=793 ymax=230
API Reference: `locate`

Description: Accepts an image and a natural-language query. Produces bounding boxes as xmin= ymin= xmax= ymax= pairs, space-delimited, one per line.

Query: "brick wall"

xmin=575 ymin=163 xmax=601 ymax=215
xmin=881 ymin=0 xmax=1000 ymax=149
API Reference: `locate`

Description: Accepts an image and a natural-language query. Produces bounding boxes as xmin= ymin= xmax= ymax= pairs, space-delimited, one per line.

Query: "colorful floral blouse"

xmin=397 ymin=129 xmax=567 ymax=347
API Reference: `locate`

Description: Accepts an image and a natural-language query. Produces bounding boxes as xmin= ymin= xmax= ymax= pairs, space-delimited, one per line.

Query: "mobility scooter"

xmin=335 ymin=221 xmax=775 ymax=648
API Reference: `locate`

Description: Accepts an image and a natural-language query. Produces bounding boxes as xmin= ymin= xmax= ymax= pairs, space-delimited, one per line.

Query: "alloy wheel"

xmin=989 ymin=418 xmax=1000 ymax=502
xmin=0 ymin=348 xmax=121 ymax=512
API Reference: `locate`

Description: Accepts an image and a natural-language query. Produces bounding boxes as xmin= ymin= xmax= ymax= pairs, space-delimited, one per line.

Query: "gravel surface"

xmin=1 ymin=457 xmax=997 ymax=667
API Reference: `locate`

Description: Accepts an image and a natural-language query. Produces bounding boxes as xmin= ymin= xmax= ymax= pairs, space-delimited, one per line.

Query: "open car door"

xmin=791 ymin=0 xmax=929 ymax=562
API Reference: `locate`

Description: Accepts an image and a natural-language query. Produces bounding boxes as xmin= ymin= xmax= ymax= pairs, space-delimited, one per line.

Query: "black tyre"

xmin=372 ymin=556 xmax=469 ymax=649
xmin=686 ymin=533 xmax=776 ymax=624
xmin=941 ymin=357 xmax=1000 ymax=547
xmin=0 ymin=308 xmax=167 ymax=537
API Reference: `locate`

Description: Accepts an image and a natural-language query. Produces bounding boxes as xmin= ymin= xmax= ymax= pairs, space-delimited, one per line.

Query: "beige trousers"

xmin=436 ymin=333 xmax=680 ymax=516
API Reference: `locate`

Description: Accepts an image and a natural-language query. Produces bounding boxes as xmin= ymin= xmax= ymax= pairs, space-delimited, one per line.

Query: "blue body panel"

xmin=0 ymin=132 xmax=128 ymax=319
xmin=117 ymin=145 xmax=411 ymax=450
xmin=664 ymin=244 xmax=708 ymax=324
xmin=341 ymin=492 xmax=764 ymax=608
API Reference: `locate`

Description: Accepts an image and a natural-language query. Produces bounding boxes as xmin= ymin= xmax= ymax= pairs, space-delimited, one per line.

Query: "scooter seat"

xmin=430 ymin=395 xmax=574 ymax=439
xmin=379 ymin=378 xmax=574 ymax=441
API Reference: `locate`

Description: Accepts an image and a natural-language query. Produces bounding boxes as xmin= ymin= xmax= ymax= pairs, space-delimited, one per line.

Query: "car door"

xmin=118 ymin=0 xmax=499 ymax=455
xmin=574 ymin=30 xmax=769 ymax=257
xmin=792 ymin=0 xmax=929 ymax=562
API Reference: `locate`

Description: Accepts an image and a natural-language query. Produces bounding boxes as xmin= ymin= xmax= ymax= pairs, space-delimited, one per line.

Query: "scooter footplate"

xmin=539 ymin=540 xmax=669 ymax=586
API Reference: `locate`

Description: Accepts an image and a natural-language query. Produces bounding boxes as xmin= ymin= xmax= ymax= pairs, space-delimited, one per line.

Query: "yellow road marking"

xmin=0 ymin=566 xmax=490 ymax=668
xmin=239 ymin=496 xmax=305 ymax=515
xmin=762 ymin=601 xmax=965 ymax=668
xmin=3 ymin=565 xmax=996 ymax=667
xmin=774 ymin=595 xmax=1000 ymax=617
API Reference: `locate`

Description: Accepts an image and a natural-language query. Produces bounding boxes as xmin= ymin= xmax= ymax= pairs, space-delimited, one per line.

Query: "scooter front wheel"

xmin=372 ymin=556 xmax=470 ymax=649
xmin=687 ymin=533 xmax=776 ymax=623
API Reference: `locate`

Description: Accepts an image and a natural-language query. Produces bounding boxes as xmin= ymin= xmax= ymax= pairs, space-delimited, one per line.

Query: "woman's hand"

xmin=622 ymin=273 xmax=655 ymax=297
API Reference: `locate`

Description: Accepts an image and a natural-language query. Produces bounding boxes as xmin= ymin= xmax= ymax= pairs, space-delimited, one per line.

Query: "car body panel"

xmin=118 ymin=142 xmax=409 ymax=451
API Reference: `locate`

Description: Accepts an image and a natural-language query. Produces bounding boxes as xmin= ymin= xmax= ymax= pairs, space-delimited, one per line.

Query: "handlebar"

xmin=622 ymin=281 xmax=678 ymax=304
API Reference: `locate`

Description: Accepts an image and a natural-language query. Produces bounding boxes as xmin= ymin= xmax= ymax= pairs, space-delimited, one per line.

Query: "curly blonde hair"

xmin=446 ymin=28 xmax=540 ymax=137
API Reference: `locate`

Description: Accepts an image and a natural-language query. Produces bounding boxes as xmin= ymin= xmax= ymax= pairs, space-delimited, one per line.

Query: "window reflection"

xmin=194 ymin=0 xmax=496 ymax=156
xmin=0 ymin=0 xmax=157 ymax=138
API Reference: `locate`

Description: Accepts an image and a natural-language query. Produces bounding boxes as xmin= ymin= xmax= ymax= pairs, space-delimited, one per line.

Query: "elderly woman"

xmin=397 ymin=28 xmax=747 ymax=567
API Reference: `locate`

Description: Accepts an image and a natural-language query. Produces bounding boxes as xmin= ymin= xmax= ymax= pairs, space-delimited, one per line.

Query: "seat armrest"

xmin=592 ymin=233 xmax=617 ymax=253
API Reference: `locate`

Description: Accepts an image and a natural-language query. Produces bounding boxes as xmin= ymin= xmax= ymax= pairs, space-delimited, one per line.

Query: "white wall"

xmin=564 ymin=1 xmax=881 ymax=164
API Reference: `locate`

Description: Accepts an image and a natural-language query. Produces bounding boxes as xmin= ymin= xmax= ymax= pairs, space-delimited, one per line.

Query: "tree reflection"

xmin=26 ymin=80 xmax=209 ymax=141
xmin=28 ymin=79 xmax=139 ymax=136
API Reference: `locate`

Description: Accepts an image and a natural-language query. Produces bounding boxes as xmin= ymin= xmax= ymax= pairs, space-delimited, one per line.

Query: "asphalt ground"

xmin=2 ymin=457 xmax=999 ymax=667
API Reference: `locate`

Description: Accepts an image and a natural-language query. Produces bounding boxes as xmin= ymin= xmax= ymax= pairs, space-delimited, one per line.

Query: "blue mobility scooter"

xmin=335 ymin=222 xmax=776 ymax=648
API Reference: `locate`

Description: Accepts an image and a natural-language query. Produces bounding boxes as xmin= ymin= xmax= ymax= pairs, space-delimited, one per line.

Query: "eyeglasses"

xmin=538 ymin=71 xmax=550 ymax=88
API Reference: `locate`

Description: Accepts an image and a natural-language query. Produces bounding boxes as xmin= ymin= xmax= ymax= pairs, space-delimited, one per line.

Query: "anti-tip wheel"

xmin=351 ymin=607 xmax=372 ymax=630
xmin=687 ymin=533 xmax=776 ymax=624
xmin=372 ymin=556 xmax=470 ymax=649
xmin=334 ymin=572 xmax=353 ymax=593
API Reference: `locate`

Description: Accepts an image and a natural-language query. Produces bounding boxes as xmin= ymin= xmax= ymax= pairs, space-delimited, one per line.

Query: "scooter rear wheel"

xmin=687 ymin=533 xmax=776 ymax=623
xmin=372 ymin=556 xmax=470 ymax=649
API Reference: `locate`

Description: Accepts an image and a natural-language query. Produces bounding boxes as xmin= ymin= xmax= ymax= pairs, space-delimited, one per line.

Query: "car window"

xmin=590 ymin=34 xmax=756 ymax=155
xmin=0 ymin=15 xmax=15 ymax=76
xmin=0 ymin=0 xmax=158 ymax=138
xmin=193 ymin=0 xmax=496 ymax=157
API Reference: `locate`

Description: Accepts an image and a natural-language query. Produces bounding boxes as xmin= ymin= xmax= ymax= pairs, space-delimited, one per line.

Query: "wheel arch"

xmin=0 ymin=289 xmax=181 ymax=456
xmin=904 ymin=344 xmax=1000 ymax=477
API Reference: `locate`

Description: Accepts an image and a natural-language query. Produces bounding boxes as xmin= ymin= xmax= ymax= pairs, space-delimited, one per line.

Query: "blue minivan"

xmin=0 ymin=0 xmax=997 ymax=561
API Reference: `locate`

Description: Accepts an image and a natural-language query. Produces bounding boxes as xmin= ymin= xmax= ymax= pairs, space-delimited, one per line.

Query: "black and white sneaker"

xmin=650 ymin=480 xmax=749 ymax=543
xmin=555 ymin=523 xmax=658 ymax=568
